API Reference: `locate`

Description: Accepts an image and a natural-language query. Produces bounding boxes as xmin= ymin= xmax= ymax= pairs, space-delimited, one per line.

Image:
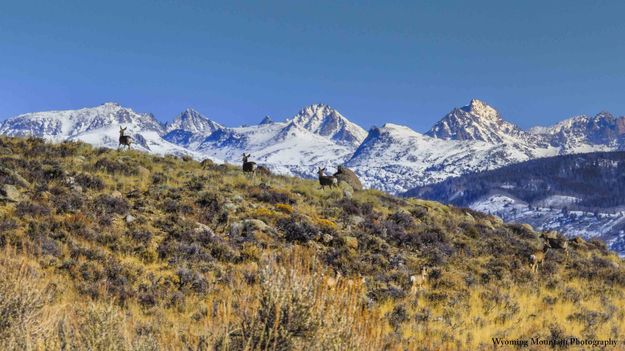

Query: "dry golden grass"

xmin=2 ymin=136 xmax=625 ymax=350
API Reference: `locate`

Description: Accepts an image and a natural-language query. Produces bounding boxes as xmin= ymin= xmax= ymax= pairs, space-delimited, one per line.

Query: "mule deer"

xmin=118 ymin=127 xmax=132 ymax=150
xmin=410 ymin=266 xmax=430 ymax=295
xmin=323 ymin=271 xmax=342 ymax=289
xmin=318 ymin=167 xmax=338 ymax=189
xmin=530 ymin=246 xmax=550 ymax=273
xmin=242 ymin=153 xmax=257 ymax=176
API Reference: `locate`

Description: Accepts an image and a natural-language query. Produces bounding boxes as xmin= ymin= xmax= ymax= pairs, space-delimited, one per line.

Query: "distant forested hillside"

xmin=405 ymin=151 xmax=625 ymax=210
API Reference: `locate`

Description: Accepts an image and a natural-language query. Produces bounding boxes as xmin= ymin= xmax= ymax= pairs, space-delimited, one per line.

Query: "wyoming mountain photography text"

xmin=2 ymin=1 xmax=625 ymax=350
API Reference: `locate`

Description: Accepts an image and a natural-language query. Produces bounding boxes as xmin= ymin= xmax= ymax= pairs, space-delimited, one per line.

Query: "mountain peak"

xmin=166 ymin=108 xmax=223 ymax=135
xmin=259 ymin=115 xmax=273 ymax=125
xmin=426 ymin=99 xmax=521 ymax=143
xmin=100 ymin=102 xmax=121 ymax=108
xmin=183 ymin=107 xmax=200 ymax=115
xmin=460 ymin=99 xmax=500 ymax=121
xmin=290 ymin=103 xmax=367 ymax=148
xmin=294 ymin=103 xmax=336 ymax=118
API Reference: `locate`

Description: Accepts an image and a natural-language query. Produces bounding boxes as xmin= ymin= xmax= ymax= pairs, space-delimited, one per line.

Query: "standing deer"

xmin=410 ymin=266 xmax=430 ymax=295
xmin=242 ymin=153 xmax=257 ymax=176
xmin=530 ymin=246 xmax=550 ymax=273
xmin=318 ymin=167 xmax=338 ymax=189
xmin=118 ymin=127 xmax=133 ymax=150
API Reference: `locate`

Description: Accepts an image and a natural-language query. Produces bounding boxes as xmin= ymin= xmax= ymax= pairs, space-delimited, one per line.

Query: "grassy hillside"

xmin=1 ymin=136 xmax=625 ymax=350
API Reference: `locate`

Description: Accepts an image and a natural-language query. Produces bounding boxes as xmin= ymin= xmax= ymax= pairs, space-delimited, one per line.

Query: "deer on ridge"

xmin=118 ymin=126 xmax=133 ymax=150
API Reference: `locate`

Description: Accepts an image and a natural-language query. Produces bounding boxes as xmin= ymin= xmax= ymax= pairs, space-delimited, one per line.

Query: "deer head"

xmin=119 ymin=126 xmax=127 ymax=135
xmin=318 ymin=167 xmax=327 ymax=176
xmin=242 ymin=153 xmax=251 ymax=163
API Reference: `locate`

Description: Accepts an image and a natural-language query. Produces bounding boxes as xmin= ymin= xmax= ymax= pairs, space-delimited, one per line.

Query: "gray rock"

xmin=0 ymin=184 xmax=22 ymax=202
xmin=125 ymin=214 xmax=136 ymax=223
xmin=230 ymin=219 xmax=272 ymax=236
xmin=200 ymin=159 xmax=214 ymax=169
xmin=137 ymin=166 xmax=151 ymax=177
xmin=343 ymin=188 xmax=353 ymax=199
xmin=333 ymin=166 xmax=363 ymax=191
xmin=223 ymin=202 xmax=237 ymax=211
xmin=242 ymin=219 xmax=270 ymax=231
xmin=349 ymin=215 xmax=365 ymax=226
xmin=229 ymin=222 xmax=244 ymax=236
xmin=64 ymin=176 xmax=76 ymax=186
xmin=194 ymin=222 xmax=215 ymax=236
xmin=0 ymin=166 xmax=31 ymax=188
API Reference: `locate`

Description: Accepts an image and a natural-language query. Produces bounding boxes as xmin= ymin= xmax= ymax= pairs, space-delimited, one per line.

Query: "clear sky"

xmin=2 ymin=0 xmax=625 ymax=131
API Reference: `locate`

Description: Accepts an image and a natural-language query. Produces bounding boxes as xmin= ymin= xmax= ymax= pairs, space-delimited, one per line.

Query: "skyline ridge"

xmin=4 ymin=98 xmax=625 ymax=135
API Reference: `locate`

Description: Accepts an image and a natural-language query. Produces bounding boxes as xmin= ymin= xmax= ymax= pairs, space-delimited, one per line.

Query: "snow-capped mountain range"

xmin=2 ymin=99 xmax=625 ymax=194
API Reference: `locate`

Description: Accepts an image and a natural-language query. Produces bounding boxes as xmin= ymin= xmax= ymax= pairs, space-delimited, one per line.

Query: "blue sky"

xmin=1 ymin=0 xmax=625 ymax=131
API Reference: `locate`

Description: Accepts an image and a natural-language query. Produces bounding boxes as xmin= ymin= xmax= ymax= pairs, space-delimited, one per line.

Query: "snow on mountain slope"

xmin=0 ymin=102 xmax=162 ymax=140
xmin=165 ymin=108 xmax=223 ymax=134
xmin=163 ymin=109 xmax=223 ymax=149
xmin=530 ymin=112 xmax=625 ymax=152
xmin=0 ymin=103 xmax=213 ymax=160
xmin=471 ymin=193 xmax=625 ymax=255
xmin=346 ymin=123 xmax=559 ymax=194
xmin=166 ymin=103 xmax=368 ymax=178
xmin=290 ymin=104 xmax=368 ymax=148
xmin=5 ymin=99 xmax=625 ymax=195
xmin=197 ymin=121 xmax=354 ymax=177
xmin=426 ymin=99 xmax=524 ymax=143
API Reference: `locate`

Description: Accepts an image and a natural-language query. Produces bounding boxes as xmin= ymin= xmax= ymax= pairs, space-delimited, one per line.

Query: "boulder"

xmin=137 ymin=166 xmax=151 ymax=178
xmin=242 ymin=219 xmax=270 ymax=232
xmin=200 ymin=159 xmax=214 ymax=169
xmin=223 ymin=202 xmax=237 ymax=211
xmin=256 ymin=165 xmax=272 ymax=176
xmin=333 ymin=166 xmax=363 ymax=191
xmin=229 ymin=219 xmax=272 ymax=237
xmin=542 ymin=231 xmax=559 ymax=240
xmin=0 ymin=166 xmax=31 ymax=188
xmin=125 ymin=214 xmax=137 ymax=224
xmin=0 ymin=184 xmax=22 ymax=202
xmin=343 ymin=188 xmax=353 ymax=199
xmin=349 ymin=215 xmax=365 ymax=226
xmin=322 ymin=233 xmax=334 ymax=244
xmin=194 ymin=222 xmax=215 ymax=237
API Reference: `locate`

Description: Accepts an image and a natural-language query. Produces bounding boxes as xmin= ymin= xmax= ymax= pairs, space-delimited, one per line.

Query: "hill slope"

xmin=2 ymin=136 xmax=625 ymax=349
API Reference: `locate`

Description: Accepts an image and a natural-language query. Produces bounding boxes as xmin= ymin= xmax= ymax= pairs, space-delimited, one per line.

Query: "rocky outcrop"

xmin=333 ymin=166 xmax=363 ymax=191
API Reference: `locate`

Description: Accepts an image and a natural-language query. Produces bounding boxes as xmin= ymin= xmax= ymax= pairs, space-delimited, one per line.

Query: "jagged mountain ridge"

xmin=426 ymin=99 xmax=524 ymax=143
xmin=347 ymin=100 xmax=625 ymax=193
xmin=163 ymin=109 xmax=223 ymax=149
xmin=0 ymin=102 xmax=203 ymax=158
xmin=3 ymin=99 xmax=625 ymax=193
xmin=165 ymin=108 xmax=223 ymax=135
xmin=289 ymin=103 xmax=368 ymax=148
